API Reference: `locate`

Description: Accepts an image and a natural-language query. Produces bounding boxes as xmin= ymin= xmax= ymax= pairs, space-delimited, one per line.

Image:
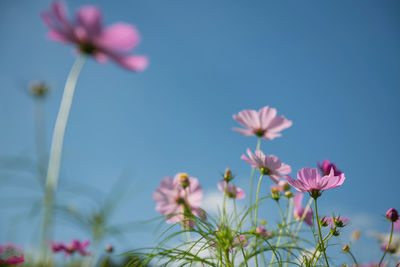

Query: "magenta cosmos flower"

xmin=50 ymin=239 xmax=90 ymax=256
xmin=0 ymin=244 xmax=24 ymax=265
xmin=256 ymin=225 xmax=271 ymax=238
xmin=241 ymin=149 xmax=291 ymax=183
xmin=286 ymin=167 xmax=345 ymax=199
xmin=41 ymin=1 xmax=148 ymax=71
xmin=317 ymin=159 xmax=342 ymax=176
xmin=233 ymin=106 xmax=292 ymax=140
xmin=217 ymin=180 xmax=245 ymax=199
xmin=153 ymin=173 xmax=204 ymax=225
xmin=293 ymin=193 xmax=313 ymax=226
xmin=386 ymin=208 xmax=399 ymax=222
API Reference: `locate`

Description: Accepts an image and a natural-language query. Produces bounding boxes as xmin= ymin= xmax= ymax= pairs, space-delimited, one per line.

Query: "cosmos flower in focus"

xmin=241 ymin=149 xmax=291 ymax=183
xmin=233 ymin=106 xmax=292 ymax=140
xmin=153 ymin=173 xmax=204 ymax=226
xmin=286 ymin=167 xmax=345 ymax=199
xmin=217 ymin=180 xmax=245 ymax=199
xmin=317 ymin=159 xmax=342 ymax=176
xmin=0 ymin=244 xmax=24 ymax=265
xmin=41 ymin=1 xmax=148 ymax=71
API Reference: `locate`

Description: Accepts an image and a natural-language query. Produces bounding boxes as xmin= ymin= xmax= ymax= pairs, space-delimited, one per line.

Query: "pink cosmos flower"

xmin=293 ymin=193 xmax=313 ymax=226
xmin=41 ymin=1 xmax=148 ymax=71
xmin=153 ymin=173 xmax=204 ymax=225
xmin=233 ymin=106 xmax=292 ymax=140
xmin=286 ymin=167 xmax=345 ymax=198
xmin=50 ymin=240 xmax=90 ymax=256
xmin=217 ymin=180 xmax=245 ymax=199
xmin=0 ymin=244 xmax=24 ymax=265
xmin=241 ymin=149 xmax=291 ymax=183
xmin=256 ymin=225 xmax=271 ymax=238
xmin=329 ymin=216 xmax=349 ymax=228
xmin=230 ymin=235 xmax=249 ymax=251
xmin=317 ymin=160 xmax=342 ymax=176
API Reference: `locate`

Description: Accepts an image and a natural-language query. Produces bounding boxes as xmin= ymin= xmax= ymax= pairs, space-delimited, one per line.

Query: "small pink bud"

xmin=105 ymin=244 xmax=113 ymax=253
xmin=386 ymin=208 xmax=399 ymax=222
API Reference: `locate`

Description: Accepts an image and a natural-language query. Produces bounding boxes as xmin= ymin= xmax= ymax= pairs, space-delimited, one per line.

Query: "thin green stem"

xmin=378 ymin=221 xmax=394 ymax=266
xmin=253 ymin=174 xmax=264 ymax=226
xmin=348 ymin=249 xmax=358 ymax=267
xmin=269 ymin=200 xmax=287 ymax=267
xmin=314 ymin=198 xmax=329 ymax=267
xmin=41 ymin=55 xmax=86 ymax=255
xmin=248 ymin=138 xmax=261 ymax=214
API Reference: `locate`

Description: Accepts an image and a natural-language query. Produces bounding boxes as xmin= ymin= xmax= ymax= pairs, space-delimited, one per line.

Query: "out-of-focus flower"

xmin=386 ymin=208 xmax=399 ymax=222
xmin=256 ymin=225 xmax=271 ymax=238
xmin=351 ymin=230 xmax=361 ymax=241
xmin=342 ymin=244 xmax=350 ymax=253
xmin=50 ymin=240 xmax=90 ymax=256
xmin=374 ymin=232 xmax=400 ymax=257
xmin=293 ymin=193 xmax=313 ymax=226
xmin=241 ymin=149 xmax=291 ymax=183
xmin=153 ymin=173 xmax=204 ymax=226
xmin=217 ymin=180 xmax=245 ymax=199
xmin=278 ymin=180 xmax=290 ymax=192
xmin=233 ymin=106 xmax=292 ymax=140
xmin=317 ymin=159 xmax=342 ymax=176
xmin=286 ymin=167 xmax=345 ymax=199
xmin=395 ymin=220 xmax=400 ymax=232
xmin=105 ymin=244 xmax=113 ymax=253
xmin=0 ymin=244 xmax=24 ymax=265
xmin=231 ymin=235 xmax=249 ymax=249
xmin=29 ymin=80 xmax=50 ymax=98
xmin=41 ymin=1 xmax=148 ymax=71
xmin=381 ymin=243 xmax=396 ymax=254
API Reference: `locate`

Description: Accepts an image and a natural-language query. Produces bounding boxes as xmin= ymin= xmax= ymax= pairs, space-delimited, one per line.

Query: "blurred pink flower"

xmin=230 ymin=235 xmax=249 ymax=251
xmin=329 ymin=216 xmax=349 ymax=228
xmin=233 ymin=106 xmax=292 ymax=140
xmin=50 ymin=240 xmax=90 ymax=256
xmin=153 ymin=173 xmax=204 ymax=225
xmin=217 ymin=180 xmax=245 ymax=199
xmin=317 ymin=159 xmax=342 ymax=176
xmin=286 ymin=167 xmax=345 ymax=198
xmin=0 ymin=244 xmax=24 ymax=265
xmin=241 ymin=149 xmax=291 ymax=183
xmin=41 ymin=1 xmax=148 ymax=71
xmin=293 ymin=193 xmax=313 ymax=226
xmin=256 ymin=225 xmax=271 ymax=238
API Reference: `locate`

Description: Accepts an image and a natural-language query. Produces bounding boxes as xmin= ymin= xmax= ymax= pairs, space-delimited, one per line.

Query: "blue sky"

xmin=0 ymin=0 xmax=399 ymax=263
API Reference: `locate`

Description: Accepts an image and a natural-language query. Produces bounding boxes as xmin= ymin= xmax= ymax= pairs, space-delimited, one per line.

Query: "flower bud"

xmin=270 ymin=185 xmax=279 ymax=195
xmin=271 ymin=193 xmax=280 ymax=201
xmin=29 ymin=80 xmax=49 ymax=98
xmin=284 ymin=191 xmax=293 ymax=198
xmin=278 ymin=180 xmax=290 ymax=192
xmin=320 ymin=217 xmax=329 ymax=227
xmin=330 ymin=228 xmax=340 ymax=236
xmin=223 ymin=168 xmax=233 ymax=182
xmin=105 ymin=244 xmax=113 ymax=253
xmin=342 ymin=244 xmax=350 ymax=253
xmin=179 ymin=173 xmax=190 ymax=188
xmin=386 ymin=208 xmax=399 ymax=222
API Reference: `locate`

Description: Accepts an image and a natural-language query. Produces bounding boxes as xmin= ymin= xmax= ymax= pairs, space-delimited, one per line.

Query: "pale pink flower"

xmin=41 ymin=1 xmax=148 ymax=71
xmin=50 ymin=240 xmax=90 ymax=256
xmin=153 ymin=173 xmax=204 ymax=225
xmin=233 ymin=106 xmax=292 ymax=140
xmin=286 ymin=167 xmax=345 ymax=198
xmin=317 ymin=159 xmax=342 ymax=176
xmin=217 ymin=180 xmax=245 ymax=199
xmin=230 ymin=235 xmax=249 ymax=251
xmin=293 ymin=193 xmax=313 ymax=226
xmin=256 ymin=226 xmax=271 ymax=238
xmin=0 ymin=244 xmax=24 ymax=265
xmin=241 ymin=149 xmax=291 ymax=183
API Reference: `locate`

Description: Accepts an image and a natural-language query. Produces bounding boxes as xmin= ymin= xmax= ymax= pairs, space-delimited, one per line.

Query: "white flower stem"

xmin=41 ymin=55 xmax=86 ymax=250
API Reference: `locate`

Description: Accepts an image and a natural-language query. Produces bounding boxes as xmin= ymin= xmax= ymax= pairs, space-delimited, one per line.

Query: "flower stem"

xmin=41 ymin=55 xmax=86 ymax=251
xmin=314 ymin=198 xmax=329 ymax=267
xmin=249 ymin=138 xmax=261 ymax=215
xmin=378 ymin=221 xmax=394 ymax=266
xmin=253 ymin=174 xmax=264 ymax=226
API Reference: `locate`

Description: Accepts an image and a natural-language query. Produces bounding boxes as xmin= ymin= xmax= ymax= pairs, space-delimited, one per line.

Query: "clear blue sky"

xmin=0 ymin=0 xmax=399 ymax=262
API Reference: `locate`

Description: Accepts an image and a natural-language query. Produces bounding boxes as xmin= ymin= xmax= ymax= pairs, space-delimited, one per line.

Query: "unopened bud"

xmin=330 ymin=228 xmax=340 ymax=236
xmin=271 ymin=193 xmax=280 ymax=201
xmin=179 ymin=173 xmax=190 ymax=188
xmin=320 ymin=217 xmax=329 ymax=227
xmin=223 ymin=168 xmax=233 ymax=182
xmin=386 ymin=208 xmax=399 ymax=222
xmin=105 ymin=244 xmax=114 ymax=253
xmin=270 ymin=185 xmax=279 ymax=195
xmin=29 ymin=80 xmax=49 ymax=98
xmin=351 ymin=230 xmax=361 ymax=241
xmin=284 ymin=191 xmax=293 ymax=198
xmin=342 ymin=244 xmax=350 ymax=253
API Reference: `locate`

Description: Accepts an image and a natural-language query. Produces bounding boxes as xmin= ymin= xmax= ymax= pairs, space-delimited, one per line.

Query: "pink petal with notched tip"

xmin=76 ymin=6 xmax=102 ymax=38
xmin=97 ymin=23 xmax=140 ymax=52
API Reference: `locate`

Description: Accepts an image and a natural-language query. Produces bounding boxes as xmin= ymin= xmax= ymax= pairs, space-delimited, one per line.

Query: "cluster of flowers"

xmin=50 ymin=239 xmax=90 ymax=256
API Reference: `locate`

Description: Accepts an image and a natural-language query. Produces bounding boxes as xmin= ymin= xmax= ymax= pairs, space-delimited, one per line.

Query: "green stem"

xmin=348 ymin=249 xmax=358 ymax=267
xmin=378 ymin=221 xmax=394 ymax=266
xmin=269 ymin=200 xmax=288 ymax=266
xmin=314 ymin=198 xmax=329 ymax=267
xmin=41 ymin=55 xmax=86 ymax=253
xmin=253 ymin=174 xmax=264 ymax=226
xmin=249 ymin=138 xmax=261 ymax=214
